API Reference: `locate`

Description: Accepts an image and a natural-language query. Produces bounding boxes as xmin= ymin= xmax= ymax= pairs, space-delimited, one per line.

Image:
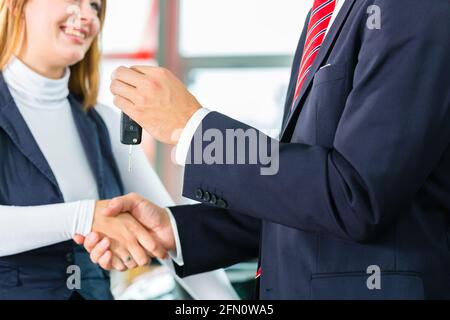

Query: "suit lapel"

xmin=0 ymin=73 xmax=106 ymax=199
xmin=281 ymin=0 xmax=356 ymax=139
xmin=0 ymin=73 xmax=61 ymax=191
xmin=281 ymin=11 xmax=311 ymax=132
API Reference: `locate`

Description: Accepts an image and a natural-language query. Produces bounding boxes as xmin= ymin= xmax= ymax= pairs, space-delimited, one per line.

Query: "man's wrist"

xmin=175 ymin=108 xmax=211 ymax=166
xmin=165 ymin=208 xmax=184 ymax=266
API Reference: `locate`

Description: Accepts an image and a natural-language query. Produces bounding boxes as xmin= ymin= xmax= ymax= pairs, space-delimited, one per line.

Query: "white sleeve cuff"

xmin=73 ymin=200 xmax=96 ymax=237
xmin=175 ymin=108 xmax=211 ymax=166
xmin=166 ymin=208 xmax=184 ymax=266
xmin=0 ymin=200 xmax=96 ymax=257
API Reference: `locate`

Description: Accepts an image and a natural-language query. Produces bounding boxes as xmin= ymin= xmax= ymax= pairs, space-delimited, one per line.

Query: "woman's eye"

xmin=90 ymin=1 xmax=101 ymax=13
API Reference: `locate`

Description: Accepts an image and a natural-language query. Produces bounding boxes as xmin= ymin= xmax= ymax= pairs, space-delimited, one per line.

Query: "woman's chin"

xmin=60 ymin=50 xmax=87 ymax=67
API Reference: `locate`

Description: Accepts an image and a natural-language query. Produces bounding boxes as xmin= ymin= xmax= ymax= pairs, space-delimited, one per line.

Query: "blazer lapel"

xmin=281 ymin=0 xmax=356 ymax=139
xmin=68 ymin=95 xmax=105 ymax=198
xmin=0 ymin=73 xmax=60 ymax=191
xmin=280 ymin=11 xmax=311 ymax=133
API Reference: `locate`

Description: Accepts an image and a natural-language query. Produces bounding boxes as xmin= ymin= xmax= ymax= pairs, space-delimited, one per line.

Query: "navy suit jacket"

xmin=170 ymin=0 xmax=450 ymax=299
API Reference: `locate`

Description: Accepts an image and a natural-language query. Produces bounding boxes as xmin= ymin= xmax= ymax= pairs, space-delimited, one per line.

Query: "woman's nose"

xmin=80 ymin=16 xmax=91 ymax=25
xmin=79 ymin=12 xmax=95 ymax=33
xmin=79 ymin=4 xmax=96 ymax=26
xmin=79 ymin=12 xmax=93 ymax=25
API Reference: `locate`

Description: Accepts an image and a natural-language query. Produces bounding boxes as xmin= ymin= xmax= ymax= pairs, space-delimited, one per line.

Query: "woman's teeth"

xmin=63 ymin=27 xmax=86 ymax=40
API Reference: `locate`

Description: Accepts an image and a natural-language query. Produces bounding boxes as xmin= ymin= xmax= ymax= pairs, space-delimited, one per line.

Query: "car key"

xmin=120 ymin=112 xmax=142 ymax=172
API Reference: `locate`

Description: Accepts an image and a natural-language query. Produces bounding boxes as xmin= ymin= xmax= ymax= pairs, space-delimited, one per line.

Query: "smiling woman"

xmin=0 ymin=0 xmax=106 ymax=107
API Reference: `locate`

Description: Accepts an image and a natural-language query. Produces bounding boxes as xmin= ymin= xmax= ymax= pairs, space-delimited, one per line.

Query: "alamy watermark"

xmin=366 ymin=5 xmax=382 ymax=30
xmin=366 ymin=265 xmax=381 ymax=290
xmin=172 ymin=124 xmax=280 ymax=176
xmin=65 ymin=4 xmax=82 ymax=30
xmin=67 ymin=265 xmax=81 ymax=290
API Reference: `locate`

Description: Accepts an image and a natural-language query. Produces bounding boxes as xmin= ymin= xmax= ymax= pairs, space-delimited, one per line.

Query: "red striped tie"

xmin=292 ymin=0 xmax=337 ymax=110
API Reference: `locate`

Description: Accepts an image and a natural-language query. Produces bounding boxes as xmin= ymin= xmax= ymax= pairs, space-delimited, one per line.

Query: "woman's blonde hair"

xmin=0 ymin=0 xmax=107 ymax=109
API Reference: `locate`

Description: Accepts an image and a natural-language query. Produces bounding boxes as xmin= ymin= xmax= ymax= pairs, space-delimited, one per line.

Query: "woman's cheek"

xmin=84 ymin=21 xmax=100 ymax=49
xmin=91 ymin=18 xmax=101 ymax=38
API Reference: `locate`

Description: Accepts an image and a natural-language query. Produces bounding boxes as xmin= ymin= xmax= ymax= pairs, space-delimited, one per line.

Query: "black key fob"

xmin=120 ymin=112 xmax=142 ymax=145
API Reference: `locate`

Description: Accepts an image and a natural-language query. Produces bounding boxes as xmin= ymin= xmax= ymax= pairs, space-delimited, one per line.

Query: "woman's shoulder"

xmin=92 ymin=103 xmax=121 ymax=141
xmin=94 ymin=103 xmax=120 ymax=123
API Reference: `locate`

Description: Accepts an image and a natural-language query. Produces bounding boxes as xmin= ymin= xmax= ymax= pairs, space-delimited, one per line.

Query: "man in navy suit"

xmin=81 ymin=0 xmax=450 ymax=299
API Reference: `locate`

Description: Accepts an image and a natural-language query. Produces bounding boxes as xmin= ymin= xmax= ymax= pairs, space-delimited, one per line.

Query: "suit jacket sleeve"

xmin=169 ymin=204 xmax=261 ymax=277
xmin=180 ymin=2 xmax=450 ymax=242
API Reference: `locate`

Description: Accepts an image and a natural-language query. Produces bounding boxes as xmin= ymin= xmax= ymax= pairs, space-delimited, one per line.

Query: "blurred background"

xmin=98 ymin=0 xmax=312 ymax=300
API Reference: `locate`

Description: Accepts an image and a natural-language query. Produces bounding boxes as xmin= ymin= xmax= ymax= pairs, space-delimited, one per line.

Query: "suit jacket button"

xmin=66 ymin=252 xmax=74 ymax=263
xmin=203 ymin=191 xmax=211 ymax=202
xmin=209 ymin=194 xmax=217 ymax=205
xmin=195 ymin=189 xmax=204 ymax=200
xmin=217 ymin=198 xmax=228 ymax=209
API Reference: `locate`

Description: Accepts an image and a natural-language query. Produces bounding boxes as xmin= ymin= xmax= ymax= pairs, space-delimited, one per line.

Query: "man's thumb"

xmin=101 ymin=197 xmax=123 ymax=216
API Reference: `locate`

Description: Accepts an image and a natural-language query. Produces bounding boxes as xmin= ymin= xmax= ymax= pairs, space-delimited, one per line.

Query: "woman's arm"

xmin=0 ymin=200 xmax=95 ymax=257
xmin=97 ymin=104 xmax=239 ymax=300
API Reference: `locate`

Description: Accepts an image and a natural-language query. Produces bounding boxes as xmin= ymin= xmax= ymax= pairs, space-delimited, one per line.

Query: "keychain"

xmin=120 ymin=113 xmax=142 ymax=173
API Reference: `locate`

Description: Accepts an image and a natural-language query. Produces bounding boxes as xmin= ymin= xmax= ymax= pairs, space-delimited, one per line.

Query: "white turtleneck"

xmin=0 ymin=57 xmax=238 ymax=300
xmin=1 ymin=58 xmax=98 ymax=255
xmin=5 ymin=58 xmax=100 ymax=203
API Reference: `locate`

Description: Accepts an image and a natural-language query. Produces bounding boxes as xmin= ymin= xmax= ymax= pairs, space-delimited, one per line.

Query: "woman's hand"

xmin=74 ymin=200 xmax=169 ymax=271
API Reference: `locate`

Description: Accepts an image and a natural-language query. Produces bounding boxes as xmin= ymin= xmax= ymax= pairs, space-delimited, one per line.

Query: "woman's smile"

xmin=60 ymin=25 xmax=88 ymax=44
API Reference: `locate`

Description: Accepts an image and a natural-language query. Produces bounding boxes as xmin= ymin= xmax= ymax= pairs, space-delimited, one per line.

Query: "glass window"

xmin=101 ymin=0 xmax=158 ymax=55
xmin=99 ymin=0 xmax=159 ymax=106
xmin=179 ymin=0 xmax=313 ymax=56
xmin=187 ymin=68 xmax=291 ymax=138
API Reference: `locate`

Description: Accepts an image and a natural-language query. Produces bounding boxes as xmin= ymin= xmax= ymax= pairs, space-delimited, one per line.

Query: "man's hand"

xmin=74 ymin=199 xmax=169 ymax=271
xmin=75 ymin=194 xmax=176 ymax=271
xmin=110 ymin=66 xmax=202 ymax=145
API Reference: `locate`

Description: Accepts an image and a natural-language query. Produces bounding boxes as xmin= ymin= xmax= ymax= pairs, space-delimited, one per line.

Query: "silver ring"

xmin=124 ymin=256 xmax=132 ymax=264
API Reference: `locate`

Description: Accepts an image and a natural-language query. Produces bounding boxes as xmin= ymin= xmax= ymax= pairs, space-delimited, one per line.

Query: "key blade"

xmin=128 ymin=145 xmax=133 ymax=173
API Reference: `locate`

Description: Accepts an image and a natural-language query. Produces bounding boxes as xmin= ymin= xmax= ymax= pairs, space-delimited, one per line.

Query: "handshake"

xmin=72 ymin=65 xmax=204 ymax=270
xmin=73 ymin=193 xmax=175 ymax=271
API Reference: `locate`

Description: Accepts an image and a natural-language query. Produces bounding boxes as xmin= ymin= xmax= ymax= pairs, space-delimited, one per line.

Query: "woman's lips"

xmin=61 ymin=25 xmax=88 ymax=42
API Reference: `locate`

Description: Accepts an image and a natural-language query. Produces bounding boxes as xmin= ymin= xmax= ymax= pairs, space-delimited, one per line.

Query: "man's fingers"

xmin=89 ymin=238 xmax=111 ymax=264
xmin=127 ymin=240 xmax=150 ymax=267
xmin=84 ymin=232 xmax=100 ymax=253
xmin=137 ymin=230 xmax=168 ymax=260
xmin=110 ymin=79 xmax=138 ymax=105
xmin=112 ymin=95 xmax=134 ymax=115
xmin=101 ymin=193 xmax=144 ymax=217
xmin=97 ymin=251 xmax=113 ymax=271
xmin=130 ymin=65 xmax=158 ymax=75
xmin=73 ymin=234 xmax=85 ymax=245
xmin=112 ymin=66 xmax=147 ymax=88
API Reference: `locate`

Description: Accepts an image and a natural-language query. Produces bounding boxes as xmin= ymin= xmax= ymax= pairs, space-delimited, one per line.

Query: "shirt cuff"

xmin=166 ymin=208 xmax=184 ymax=266
xmin=73 ymin=200 xmax=96 ymax=237
xmin=175 ymin=108 xmax=211 ymax=166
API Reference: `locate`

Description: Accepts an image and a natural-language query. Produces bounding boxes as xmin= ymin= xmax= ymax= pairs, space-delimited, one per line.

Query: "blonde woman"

xmin=0 ymin=0 xmax=237 ymax=300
